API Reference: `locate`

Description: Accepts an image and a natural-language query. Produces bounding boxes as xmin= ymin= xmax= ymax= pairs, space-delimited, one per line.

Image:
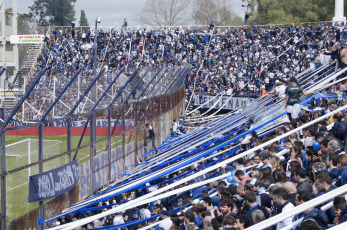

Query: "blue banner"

xmin=28 ymin=160 xmax=79 ymax=203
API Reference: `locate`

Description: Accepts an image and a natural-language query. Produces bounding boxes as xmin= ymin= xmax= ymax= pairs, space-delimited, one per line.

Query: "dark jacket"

xmin=335 ymin=121 xmax=347 ymax=141
xmin=297 ymin=180 xmax=313 ymax=195
xmin=288 ymin=193 xmax=297 ymax=206
xmin=338 ymin=206 xmax=347 ymax=224
xmin=302 ymin=208 xmax=329 ymax=229
xmin=317 ymin=186 xmax=336 ymax=224
xmin=324 ymin=48 xmax=344 ymax=67
xmin=341 ymin=166 xmax=347 ymax=186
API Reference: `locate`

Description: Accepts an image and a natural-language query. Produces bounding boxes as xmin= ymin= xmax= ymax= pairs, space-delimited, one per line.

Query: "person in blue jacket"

xmin=300 ymin=193 xmax=328 ymax=229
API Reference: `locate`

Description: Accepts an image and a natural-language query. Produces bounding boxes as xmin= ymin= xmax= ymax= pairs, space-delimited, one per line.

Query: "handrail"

xmin=41 ymin=21 xmax=338 ymax=32
xmin=48 ymin=102 xmax=347 ymax=229
xmin=246 ymin=185 xmax=347 ymax=230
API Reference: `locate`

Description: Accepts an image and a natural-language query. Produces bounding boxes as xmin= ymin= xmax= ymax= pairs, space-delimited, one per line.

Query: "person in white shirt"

xmin=272 ymin=188 xmax=294 ymax=230
xmin=113 ymin=212 xmax=125 ymax=229
xmin=159 ymin=211 xmax=173 ymax=230
xmin=172 ymin=119 xmax=178 ymax=134
xmin=140 ymin=203 xmax=151 ymax=220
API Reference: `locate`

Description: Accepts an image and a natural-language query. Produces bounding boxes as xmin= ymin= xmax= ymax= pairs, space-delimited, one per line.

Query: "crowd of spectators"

xmin=51 ymin=91 xmax=347 ymax=230
xmin=23 ymin=22 xmax=347 ymax=120
xmin=50 ymin=67 xmax=347 ymax=230
xmin=21 ymin=22 xmax=347 ymax=230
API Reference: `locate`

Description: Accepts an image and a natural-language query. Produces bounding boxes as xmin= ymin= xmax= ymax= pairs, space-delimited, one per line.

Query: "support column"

xmin=121 ymin=107 xmax=125 ymax=173
xmin=107 ymin=109 xmax=111 ymax=184
xmin=66 ymin=119 xmax=72 ymax=207
xmin=38 ymin=124 xmax=43 ymax=230
xmin=134 ymin=104 xmax=138 ymax=162
xmin=0 ymin=129 xmax=7 ymax=230
xmin=12 ymin=0 xmax=18 ymax=77
xmin=333 ymin=0 xmax=346 ymax=24
xmin=89 ymin=113 xmax=94 ymax=195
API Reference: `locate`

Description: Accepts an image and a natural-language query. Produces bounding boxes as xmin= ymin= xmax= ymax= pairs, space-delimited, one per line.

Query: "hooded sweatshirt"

xmin=302 ymin=208 xmax=328 ymax=229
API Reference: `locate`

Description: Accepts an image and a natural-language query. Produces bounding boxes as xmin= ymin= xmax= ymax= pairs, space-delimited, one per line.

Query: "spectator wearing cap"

xmin=247 ymin=179 xmax=271 ymax=209
xmin=159 ymin=211 xmax=173 ymax=230
xmin=272 ymin=187 xmax=295 ymax=230
xmin=266 ymin=184 xmax=282 ymax=218
xmin=260 ymin=153 xmax=272 ymax=169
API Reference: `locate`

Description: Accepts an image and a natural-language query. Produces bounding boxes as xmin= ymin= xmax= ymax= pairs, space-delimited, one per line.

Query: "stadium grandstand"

xmin=2 ymin=1 xmax=347 ymax=230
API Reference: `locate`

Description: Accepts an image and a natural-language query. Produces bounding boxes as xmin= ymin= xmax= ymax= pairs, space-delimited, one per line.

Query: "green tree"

xmin=29 ymin=0 xmax=76 ymax=26
xmin=249 ymin=0 xmax=336 ymax=25
xmin=79 ymin=10 xmax=89 ymax=26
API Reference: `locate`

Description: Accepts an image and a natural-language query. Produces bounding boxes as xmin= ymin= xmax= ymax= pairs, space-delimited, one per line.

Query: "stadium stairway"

xmin=12 ymin=43 xmax=43 ymax=90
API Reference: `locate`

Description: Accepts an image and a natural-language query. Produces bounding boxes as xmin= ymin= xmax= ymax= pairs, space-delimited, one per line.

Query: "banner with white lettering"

xmin=194 ymin=95 xmax=255 ymax=110
xmin=54 ymin=119 xmax=134 ymax=127
xmin=28 ymin=160 xmax=79 ymax=203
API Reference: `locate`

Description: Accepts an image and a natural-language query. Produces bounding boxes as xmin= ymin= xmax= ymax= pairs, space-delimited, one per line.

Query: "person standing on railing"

xmin=143 ymin=123 xmax=157 ymax=152
xmin=284 ymin=77 xmax=313 ymax=121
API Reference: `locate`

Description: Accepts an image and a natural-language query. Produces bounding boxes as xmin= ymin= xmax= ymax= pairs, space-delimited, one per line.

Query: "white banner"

xmin=54 ymin=119 xmax=134 ymax=127
xmin=194 ymin=95 xmax=255 ymax=110
xmin=10 ymin=35 xmax=44 ymax=44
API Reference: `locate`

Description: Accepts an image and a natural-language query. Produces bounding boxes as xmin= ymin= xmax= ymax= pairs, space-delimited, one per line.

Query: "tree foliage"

xmin=138 ymin=0 xmax=190 ymax=27
xmin=249 ymin=0 xmax=335 ymax=25
xmin=18 ymin=13 xmax=33 ymax=34
xmin=192 ymin=0 xmax=240 ymax=26
xmin=29 ymin=0 xmax=76 ymax=26
xmin=79 ymin=10 xmax=89 ymax=26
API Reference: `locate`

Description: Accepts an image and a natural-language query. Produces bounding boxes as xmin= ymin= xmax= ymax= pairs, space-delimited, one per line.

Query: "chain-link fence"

xmin=0 ymin=80 xmax=185 ymax=230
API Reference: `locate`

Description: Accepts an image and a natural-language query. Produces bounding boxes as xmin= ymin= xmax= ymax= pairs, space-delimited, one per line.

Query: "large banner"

xmin=54 ymin=119 xmax=134 ymax=127
xmin=10 ymin=35 xmax=44 ymax=44
xmin=28 ymin=160 xmax=79 ymax=203
xmin=194 ymin=95 xmax=255 ymax=110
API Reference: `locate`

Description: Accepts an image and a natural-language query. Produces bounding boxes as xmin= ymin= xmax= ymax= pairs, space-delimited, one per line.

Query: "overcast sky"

xmin=5 ymin=0 xmax=244 ymax=27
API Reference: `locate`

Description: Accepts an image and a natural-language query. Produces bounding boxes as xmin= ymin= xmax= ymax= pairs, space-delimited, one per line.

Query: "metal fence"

xmin=0 ymin=62 xmax=188 ymax=229
xmin=35 ymin=20 xmax=341 ymax=34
